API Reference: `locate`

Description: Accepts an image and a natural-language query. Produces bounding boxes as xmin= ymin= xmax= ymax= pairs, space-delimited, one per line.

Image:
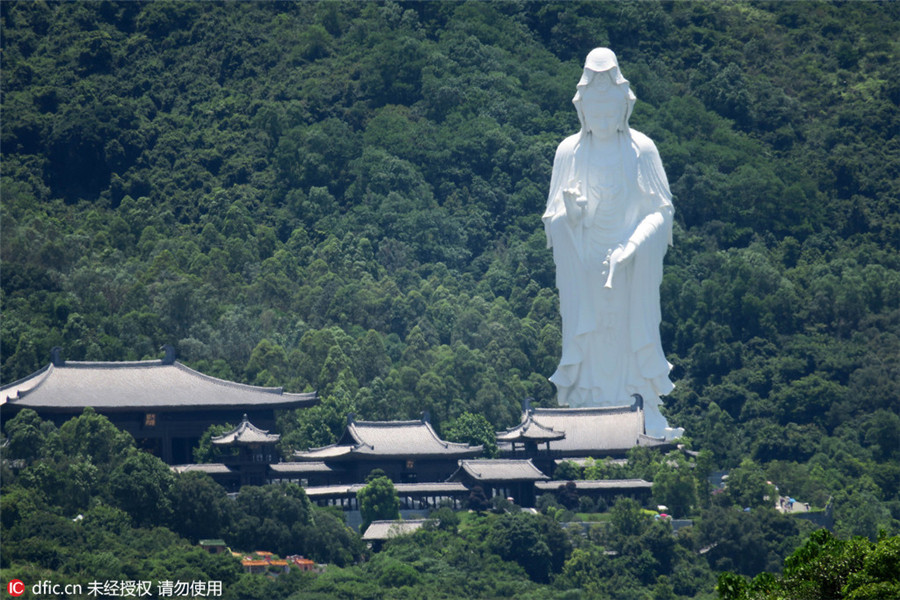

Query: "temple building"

xmin=2 ymin=347 xmax=677 ymax=511
xmin=301 ymin=481 xmax=470 ymax=512
xmin=0 ymin=347 xmax=317 ymax=464
xmin=496 ymin=411 xmax=566 ymax=454
xmin=362 ymin=519 xmax=429 ymax=550
xmin=291 ymin=414 xmax=484 ymax=484
xmin=210 ymin=415 xmax=281 ymax=487
xmin=267 ymin=461 xmax=344 ymax=487
xmin=171 ymin=463 xmax=241 ymax=490
xmin=497 ymin=398 xmax=673 ymax=475
xmin=166 ymin=407 xmax=664 ymax=511
xmin=448 ymin=458 xmax=549 ymax=508
xmin=173 ymin=416 xmax=348 ymax=491
xmin=534 ymin=479 xmax=653 ymax=506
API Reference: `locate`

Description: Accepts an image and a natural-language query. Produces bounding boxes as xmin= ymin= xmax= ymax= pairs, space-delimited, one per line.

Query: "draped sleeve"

xmin=632 ymin=130 xmax=674 ymax=246
xmin=542 ymin=134 xmax=580 ymax=249
xmin=628 ymin=129 xmax=675 ymax=396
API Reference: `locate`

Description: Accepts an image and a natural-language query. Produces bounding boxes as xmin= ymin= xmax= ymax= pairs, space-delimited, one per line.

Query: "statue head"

xmin=573 ymin=48 xmax=636 ymax=137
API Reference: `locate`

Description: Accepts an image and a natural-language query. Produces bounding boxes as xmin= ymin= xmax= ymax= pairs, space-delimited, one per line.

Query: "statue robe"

xmin=542 ymin=127 xmax=675 ymax=433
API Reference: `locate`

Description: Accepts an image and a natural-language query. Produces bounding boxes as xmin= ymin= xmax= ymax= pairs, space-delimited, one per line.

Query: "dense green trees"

xmin=718 ymin=530 xmax=900 ymax=600
xmin=486 ymin=511 xmax=570 ymax=583
xmin=0 ymin=410 xmax=364 ymax=590
xmin=108 ymin=450 xmax=177 ymax=527
xmin=697 ymin=505 xmax=805 ymax=578
xmin=653 ymin=465 xmax=699 ymax=519
xmin=442 ymin=411 xmax=499 ymax=457
xmin=723 ymin=459 xmax=776 ymax=510
xmin=554 ymin=497 xmax=717 ymax=599
xmin=171 ymin=471 xmax=233 ymax=543
xmin=3 ymin=1 xmax=900 ymax=597
xmin=357 ymin=470 xmax=401 ymax=533
xmin=3 ymin=0 xmax=898 ymax=480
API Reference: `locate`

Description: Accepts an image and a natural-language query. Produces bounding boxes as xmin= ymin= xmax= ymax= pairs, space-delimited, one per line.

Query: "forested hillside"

xmin=2 ymin=0 xmax=899 ymax=563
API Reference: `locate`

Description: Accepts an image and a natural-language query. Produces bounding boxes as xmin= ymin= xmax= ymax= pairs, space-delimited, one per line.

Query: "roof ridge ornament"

xmin=51 ymin=347 xmax=65 ymax=367
xmin=631 ymin=393 xmax=643 ymax=411
xmin=211 ymin=415 xmax=280 ymax=445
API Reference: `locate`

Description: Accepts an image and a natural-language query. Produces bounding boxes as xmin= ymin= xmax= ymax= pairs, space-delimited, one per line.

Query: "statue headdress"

xmin=573 ymin=48 xmax=637 ymax=133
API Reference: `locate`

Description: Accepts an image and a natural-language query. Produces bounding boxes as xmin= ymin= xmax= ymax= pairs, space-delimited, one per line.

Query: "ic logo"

xmin=7 ymin=580 xmax=25 ymax=597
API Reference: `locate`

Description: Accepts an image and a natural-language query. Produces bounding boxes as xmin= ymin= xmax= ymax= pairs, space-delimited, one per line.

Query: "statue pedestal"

xmin=642 ymin=397 xmax=684 ymax=441
xmin=661 ymin=427 xmax=685 ymax=441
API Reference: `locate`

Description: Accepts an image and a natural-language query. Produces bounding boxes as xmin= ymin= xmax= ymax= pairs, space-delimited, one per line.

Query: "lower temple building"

xmin=496 ymin=397 xmax=674 ymax=476
xmin=448 ymin=459 xmax=549 ymax=508
xmin=169 ymin=410 xmax=657 ymax=508
xmin=2 ymin=348 xmax=665 ymax=509
xmin=291 ymin=414 xmax=484 ymax=484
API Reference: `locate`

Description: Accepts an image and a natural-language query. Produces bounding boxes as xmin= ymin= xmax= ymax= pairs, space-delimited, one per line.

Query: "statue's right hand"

xmin=563 ymin=181 xmax=586 ymax=223
xmin=563 ymin=180 xmax=584 ymax=203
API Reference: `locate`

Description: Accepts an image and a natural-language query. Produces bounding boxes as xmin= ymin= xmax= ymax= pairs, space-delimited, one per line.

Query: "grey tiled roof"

xmin=294 ymin=445 xmax=353 ymax=460
xmin=394 ymin=482 xmax=468 ymax=495
xmin=519 ymin=406 xmax=659 ymax=454
xmin=450 ymin=459 xmax=549 ymax=482
xmin=294 ymin=419 xmax=483 ymax=460
xmin=0 ymin=361 xmax=316 ymax=411
xmin=496 ymin=412 xmax=566 ymax=442
xmin=212 ymin=415 xmax=280 ymax=445
xmin=554 ymin=457 xmax=628 ymax=467
xmin=269 ymin=462 xmax=339 ymax=474
xmin=301 ymin=484 xmax=364 ymax=497
xmin=535 ymin=479 xmax=653 ymax=491
xmin=637 ymin=434 xmax=671 ymax=449
xmin=301 ymin=482 xmax=468 ymax=498
xmin=170 ymin=463 xmax=234 ymax=475
xmin=362 ymin=520 xmax=428 ymax=541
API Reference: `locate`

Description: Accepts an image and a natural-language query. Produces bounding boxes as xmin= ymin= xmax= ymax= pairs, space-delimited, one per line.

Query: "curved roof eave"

xmin=0 ymin=361 xmax=317 ymax=411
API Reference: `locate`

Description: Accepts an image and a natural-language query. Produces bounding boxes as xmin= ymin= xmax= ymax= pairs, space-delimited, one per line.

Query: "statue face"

xmin=580 ymin=73 xmax=627 ymax=138
xmin=581 ymin=71 xmax=626 ymax=138
xmin=582 ymin=101 xmax=624 ymax=137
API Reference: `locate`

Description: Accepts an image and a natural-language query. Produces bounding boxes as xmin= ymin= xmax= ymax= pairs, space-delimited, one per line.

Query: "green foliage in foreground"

xmin=1 ymin=409 xmax=366 ymax=575
xmin=287 ymin=507 xmax=711 ymax=600
xmin=6 ymin=407 xmax=897 ymax=600
xmin=0 ymin=411 xmax=728 ymax=599
xmin=717 ymin=530 xmax=900 ymax=600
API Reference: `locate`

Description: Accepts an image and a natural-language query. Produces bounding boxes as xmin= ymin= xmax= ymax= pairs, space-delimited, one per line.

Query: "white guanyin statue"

xmin=542 ymin=48 xmax=683 ymax=439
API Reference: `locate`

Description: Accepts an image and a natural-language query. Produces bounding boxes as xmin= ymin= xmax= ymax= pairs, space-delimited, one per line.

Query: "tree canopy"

xmin=2 ymin=1 xmax=900 ymax=598
xmin=357 ymin=472 xmax=401 ymax=533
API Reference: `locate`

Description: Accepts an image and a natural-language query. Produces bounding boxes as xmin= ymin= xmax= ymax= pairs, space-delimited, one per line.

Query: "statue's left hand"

xmin=611 ymin=241 xmax=637 ymax=264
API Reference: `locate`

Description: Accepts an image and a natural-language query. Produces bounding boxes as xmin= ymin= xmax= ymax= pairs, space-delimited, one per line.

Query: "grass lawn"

xmin=575 ymin=512 xmax=613 ymax=522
